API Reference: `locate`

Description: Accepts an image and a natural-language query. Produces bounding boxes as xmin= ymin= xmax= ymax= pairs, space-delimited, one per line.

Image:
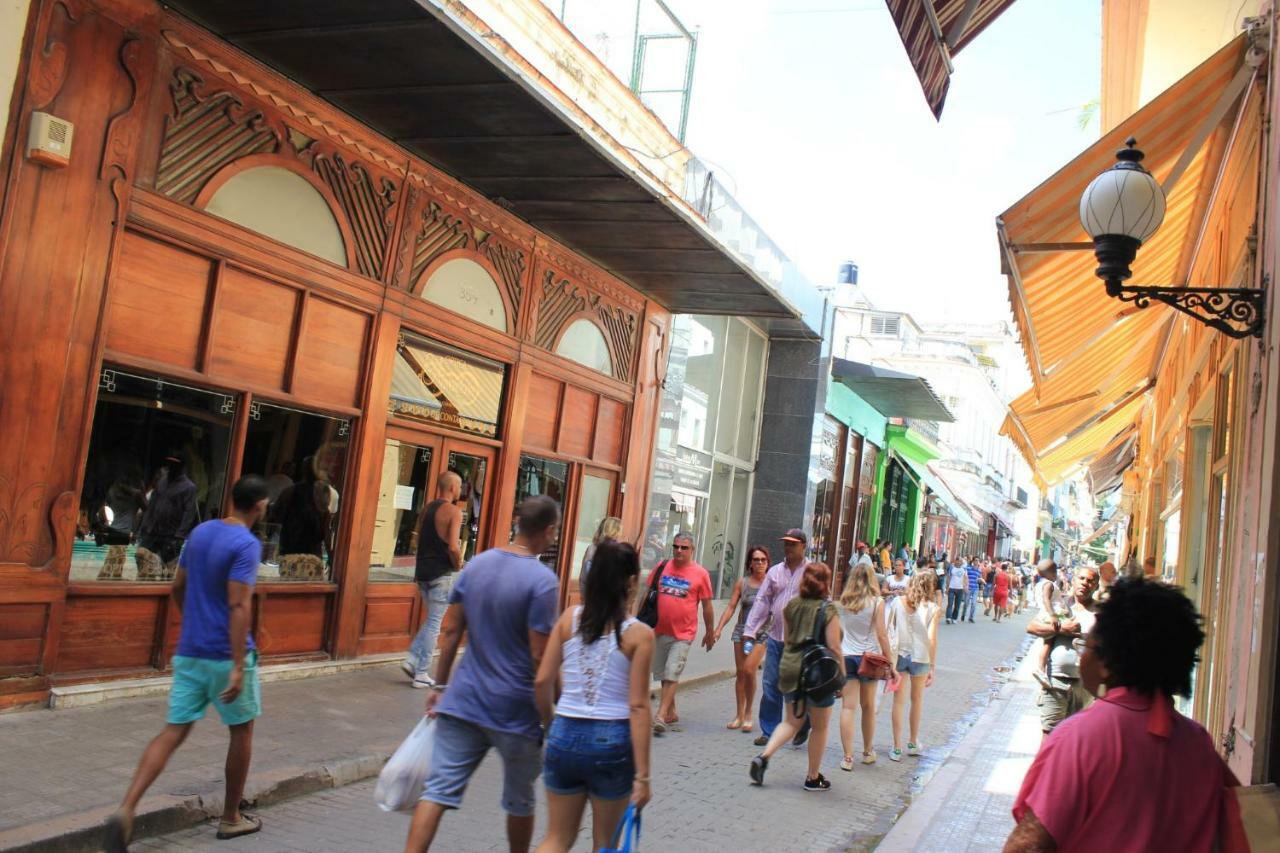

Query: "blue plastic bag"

xmin=598 ymin=803 xmax=641 ymax=853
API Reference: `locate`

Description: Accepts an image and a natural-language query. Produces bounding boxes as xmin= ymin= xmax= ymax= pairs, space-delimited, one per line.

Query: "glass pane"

xmin=74 ymin=369 xmax=233 ymax=582
xmin=663 ymin=491 xmax=704 ymax=567
xmin=704 ymin=463 xmax=733 ymax=592
xmin=556 ymin=318 xmax=613 ymax=376
xmin=714 ymin=320 xmax=750 ymax=457
xmin=448 ymin=451 xmax=488 ymax=564
xmin=722 ymin=467 xmax=751 ymax=598
xmin=1214 ymin=365 xmax=1235 ymax=459
xmin=571 ymin=474 xmax=613 ymax=585
xmin=242 ymin=403 xmax=351 ymax=582
xmin=391 ymin=335 xmax=505 ymax=439
xmin=680 ymin=315 xmax=727 ymax=452
xmin=735 ymin=328 xmax=766 ymax=460
xmin=514 ymin=455 xmax=568 ymax=572
xmin=1161 ymin=511 xmax=1180 ymax=582
xmin=368 ymin=440 xmax=433 ymax=582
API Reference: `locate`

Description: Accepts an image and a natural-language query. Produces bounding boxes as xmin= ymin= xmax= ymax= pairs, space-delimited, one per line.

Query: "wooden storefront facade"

xmin=0 ymin=0 xmax=670 ymax=707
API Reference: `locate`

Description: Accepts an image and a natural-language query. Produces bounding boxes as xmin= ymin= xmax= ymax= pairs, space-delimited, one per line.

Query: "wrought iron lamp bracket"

xmin=1105 ymin=281 xmax=1266 ymax=339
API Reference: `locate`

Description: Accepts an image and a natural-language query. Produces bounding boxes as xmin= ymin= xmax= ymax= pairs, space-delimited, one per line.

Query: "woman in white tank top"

xmin=836 ymin=563 xmax=900 ymax=769
xmin=534 ymin=541 xmax=654 ymax=852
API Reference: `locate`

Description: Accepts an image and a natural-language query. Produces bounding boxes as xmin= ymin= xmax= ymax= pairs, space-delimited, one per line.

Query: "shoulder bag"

xmin=794 ymin=603 xmax=842 ymax=715
xmin=856 ymin=600 xmax=893 ymax=680
xmin=636 ymin=560 xmax=668 ymax=628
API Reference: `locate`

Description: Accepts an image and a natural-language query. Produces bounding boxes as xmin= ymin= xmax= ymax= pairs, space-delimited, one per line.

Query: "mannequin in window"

xmin=136 ymin=454 xmax=199 ymax=581
xmin=270 ymin=456 xmax=331 ymax=580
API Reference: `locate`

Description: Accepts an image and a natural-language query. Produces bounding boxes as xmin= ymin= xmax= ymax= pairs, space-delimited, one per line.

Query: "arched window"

xmin=420 ymin=258 xmax=507 ymax=332
xmin=556 ymin=318 xmax=613 ymax=376
xmin=203 ymin=166 xmax=347 ymax=266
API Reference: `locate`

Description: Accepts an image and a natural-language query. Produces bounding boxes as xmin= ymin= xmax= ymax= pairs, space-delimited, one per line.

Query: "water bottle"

xmin=742 ymin=638 xmax=754 ymax=655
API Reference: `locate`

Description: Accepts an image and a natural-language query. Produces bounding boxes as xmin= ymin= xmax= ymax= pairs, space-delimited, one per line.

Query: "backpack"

xmin=793 ymin=602 xmax=842 ymax=715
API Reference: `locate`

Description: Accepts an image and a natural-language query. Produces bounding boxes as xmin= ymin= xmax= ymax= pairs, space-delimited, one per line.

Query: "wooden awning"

xmin=884 ymin=0 xmax=1018 ymax=118
xmin=999 ymin=34 xmax=1261 ymax=487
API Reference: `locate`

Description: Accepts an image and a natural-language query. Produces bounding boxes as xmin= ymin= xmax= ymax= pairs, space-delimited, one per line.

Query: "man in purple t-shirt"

xmin=743 ymin=528 xmax=810 ymax=747
xmin=106 ymin=475 xmax=270 ymax=851
xmin=406 ymin=496 xmax=562 ymax=853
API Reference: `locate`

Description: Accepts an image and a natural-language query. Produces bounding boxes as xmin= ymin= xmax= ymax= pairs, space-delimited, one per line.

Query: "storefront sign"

xmin=393 ymin=485 xmax=415 ymax=510
xmin=673 ymin=445 xmax=712 ymax=493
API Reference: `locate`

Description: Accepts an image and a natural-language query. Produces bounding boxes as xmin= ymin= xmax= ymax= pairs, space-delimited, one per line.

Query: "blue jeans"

xmin=965 ymin=588 xmax=978 ymax=621
xmin=543 ymin=716 xmax=634 ymax=800
xmin=408 ymin=577 xmax=451 ymax=678
xmin=759 ymin=636 xmax=785 ymax=737
xmin=946 ymin=589 xmax=965 ymax=622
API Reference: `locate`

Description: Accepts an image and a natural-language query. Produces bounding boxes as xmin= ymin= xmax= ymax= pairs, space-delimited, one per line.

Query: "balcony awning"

xmin=165 ymin=0 xmax=811 ymax=332
xmin=884 ymin=0 xmax=1019 ymax=118
xmin=999 ymin=33 xmax=1261 ymax=487
xmin=893 ymin=452 xmax=980 ymax=533
xmin=832 ymin=359 xmax=954 ymax=422
xmin=1088 ymin=431 xmax=1138 ymax=496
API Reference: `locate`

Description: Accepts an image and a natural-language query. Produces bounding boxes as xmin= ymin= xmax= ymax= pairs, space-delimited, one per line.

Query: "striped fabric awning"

xmin=884 ymin=0 xmax=1018 ymax=118
xmin=999 ymin=34 xmax=1259 ymax=487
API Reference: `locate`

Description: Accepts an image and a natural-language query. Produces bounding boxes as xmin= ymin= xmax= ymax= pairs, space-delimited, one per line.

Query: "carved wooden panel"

xmin=156 ymin=68 xmax=281 ymax=203
xmin=208 ymin=267 xmax=297 ymax=389
xmin=311 ymin=151 xmax=396 ymax=280
xmin=403 ymin=195 xmax=527 ymax=327
xmin=534 ymin=268 xmax=639 ymax=382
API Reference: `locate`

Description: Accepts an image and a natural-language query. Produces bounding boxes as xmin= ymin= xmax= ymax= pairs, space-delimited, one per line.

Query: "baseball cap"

xmin=856 ymin=541 xmax=867 ymax=549
xmin=780 ymin=528 xmax=807 ymax=544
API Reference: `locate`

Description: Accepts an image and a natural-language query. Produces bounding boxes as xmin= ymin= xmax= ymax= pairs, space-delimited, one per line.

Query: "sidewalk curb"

xmin=0 ymin=752 xmax=393 ymax=853
xmin=4 ymin=671 xmax=735 ymax=852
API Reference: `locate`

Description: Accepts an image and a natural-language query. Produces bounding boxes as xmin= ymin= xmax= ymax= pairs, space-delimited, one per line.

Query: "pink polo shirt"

xmin=1013 ymin=687 xmax=1231 ymax=852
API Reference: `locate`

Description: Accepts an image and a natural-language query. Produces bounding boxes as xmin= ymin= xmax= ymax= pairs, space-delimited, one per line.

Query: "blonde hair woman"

xmin=837 ymin=564 xmax=900 ymax=770
xmin=888 ymin=571 xmax=940 ymax=761
xmin=578 ymin=516 xmax=623 ymax=598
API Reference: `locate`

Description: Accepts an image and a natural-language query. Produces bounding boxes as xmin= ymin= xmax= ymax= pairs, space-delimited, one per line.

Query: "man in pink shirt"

xmin=743 ymin=528 xmax=809 ymax=747
xmin=1006 ymin=579 xmax=1240 ymax=853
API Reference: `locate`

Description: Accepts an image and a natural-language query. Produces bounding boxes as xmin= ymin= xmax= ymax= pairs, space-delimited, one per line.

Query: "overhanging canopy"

xmin=893 ymin=452 xmax=980 ymax=533
xmin=1088 ymin=432 xmax=1137 ymax=496
xmin=832 ymin=359 xmax=954 ymax=422
xmin=999 ymin=34 xmax=1260 ymax=487
xmin=166 ymin=0 xmax=810 ymax=332
xmin=884 ymin=0 xmax=1018 ymax=118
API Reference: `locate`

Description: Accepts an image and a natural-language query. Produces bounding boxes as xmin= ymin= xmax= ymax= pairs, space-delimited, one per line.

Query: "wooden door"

xmin=440 ymin=439 xmax=498 ymax=561
xmin=563 ymin=467 xmax=619 ymax=608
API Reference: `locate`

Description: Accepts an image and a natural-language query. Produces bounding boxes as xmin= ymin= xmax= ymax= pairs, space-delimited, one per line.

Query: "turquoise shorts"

xmin=167 ymin=650 xmax=261 ymax=726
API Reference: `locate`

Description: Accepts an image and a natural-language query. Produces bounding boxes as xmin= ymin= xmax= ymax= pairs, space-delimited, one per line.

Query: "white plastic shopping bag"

xmin=375 ymin=716 xmax=436 ymax=812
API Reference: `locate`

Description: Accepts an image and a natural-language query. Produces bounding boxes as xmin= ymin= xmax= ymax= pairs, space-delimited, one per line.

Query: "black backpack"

xmin=793 ymin=602 xmax=842 ymax=715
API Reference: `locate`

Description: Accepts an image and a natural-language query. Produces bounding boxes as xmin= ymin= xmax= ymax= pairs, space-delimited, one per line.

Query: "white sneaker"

xmin=400 ymin=659 xmax=416 ymax=680
xmin=888 ymin=748 xmax=903 ymax=762
xmin=906 ymin=742 xmax=923 ymax=756
xmin=412 ymin=675 xmax=436 ymax=689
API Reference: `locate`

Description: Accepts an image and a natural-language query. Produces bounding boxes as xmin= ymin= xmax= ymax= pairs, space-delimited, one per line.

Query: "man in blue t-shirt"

xmin=407 ymin=496 xmax=561 ymax=853
xmin=965 ymin=558 xmax=983 ymax=623
xmin=105 ymin=476 xmax=270 ymax=852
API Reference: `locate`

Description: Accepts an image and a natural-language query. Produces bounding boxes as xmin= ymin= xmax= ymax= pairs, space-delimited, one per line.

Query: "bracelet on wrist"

xmin=634 ymin=775 xmax=650 ymax=783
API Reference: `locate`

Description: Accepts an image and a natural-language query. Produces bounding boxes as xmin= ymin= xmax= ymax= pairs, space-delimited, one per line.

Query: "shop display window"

xmin=514 ymin=455 xmax=568 ymax=573
xmin=556 ymin=318 xmax=613 ymax=376
xmin=241 ymin=402 xmax=351 ymax=582
xmin=368 ymin=440 xmax=435 ymax=582
xmin=75 ymin=368 xmax=234 ymax=582
xmin=570 ymin=473 xmax=614 ymax=586
xmin=390 ymin=335 xmax=506 ymax=439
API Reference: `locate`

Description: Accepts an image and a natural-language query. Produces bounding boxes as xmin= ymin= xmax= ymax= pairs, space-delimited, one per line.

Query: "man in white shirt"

xmin=1027 ymin=566 xmax=1099 ymax=735
xmin=945 ymin=557 xmax=967 ymax=625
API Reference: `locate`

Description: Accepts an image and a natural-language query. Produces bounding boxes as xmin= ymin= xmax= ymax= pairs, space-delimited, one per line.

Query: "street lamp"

xmin=1079 ymin=137 xmax=1265 ymax=338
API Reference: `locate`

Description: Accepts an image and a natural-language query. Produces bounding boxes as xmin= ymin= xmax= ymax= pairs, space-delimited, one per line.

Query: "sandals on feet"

xmin=727 ymin=718 xmax=743 ymax=730
xmin=840 ymin=755 xmax=855 ymax=772
xmin=216 ymin=814 xmax=263 ymax=840
xmin=741 ymin=721 xmax=754 ymax=733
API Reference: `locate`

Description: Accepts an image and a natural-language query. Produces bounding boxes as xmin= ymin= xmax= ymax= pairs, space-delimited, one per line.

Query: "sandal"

xmin=861 ymin=751 xmax=877 ymax=765
xmin=840 ymin=755 xmax=855 ymax=772
xmin=741 ymin=721 xmax=754 ymax=733
xmin=727 ymin=718 xmax=743 ymax=730
xmin=216 ymin=813 xmax=262 ymax=840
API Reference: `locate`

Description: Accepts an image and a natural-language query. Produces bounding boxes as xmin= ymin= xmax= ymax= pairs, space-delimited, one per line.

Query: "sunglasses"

xmin=673 ymin=544 xmax=692 ymax=551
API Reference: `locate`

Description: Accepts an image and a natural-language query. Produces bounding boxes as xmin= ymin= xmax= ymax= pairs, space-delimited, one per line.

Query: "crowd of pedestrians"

xmin=100 ymin=475 xmax=1246 ymax=853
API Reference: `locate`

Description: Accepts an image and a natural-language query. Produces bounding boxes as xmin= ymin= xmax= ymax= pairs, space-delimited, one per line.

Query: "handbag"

xmin=857 ymin=600 xmax=893 ymax=680
xmin=794 ymin=603 xmax=842 ymax=715
xmin=598 ymin=802 xmax=641 ymax=853
xmin=636 ymin=560 xmax=668 ymax=628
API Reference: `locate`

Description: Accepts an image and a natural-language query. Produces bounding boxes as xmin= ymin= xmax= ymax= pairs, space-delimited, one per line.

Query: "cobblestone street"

xmin=137 ymin=613 xmax=1031 ymax=852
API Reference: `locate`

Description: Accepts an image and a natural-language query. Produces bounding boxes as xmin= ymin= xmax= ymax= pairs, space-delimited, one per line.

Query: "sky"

xmin=651 ymin=0 xmax=1103 ymax=327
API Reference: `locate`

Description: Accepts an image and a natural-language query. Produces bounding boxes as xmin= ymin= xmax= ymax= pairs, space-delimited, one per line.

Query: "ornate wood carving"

xmin=535 ymin=270 xmax=638 ymax=382
xmin=408 ymin=198 xmax=526 ymax=325
xmin=26 ymin=0 xmax=80 ymax=108
xmin=312 ymin=152 xmax=397 ymax=280
xmin=100 ymin=36 xmax=155 ymax=183
xmin=156 ymin=68 xmax=281 ymax=203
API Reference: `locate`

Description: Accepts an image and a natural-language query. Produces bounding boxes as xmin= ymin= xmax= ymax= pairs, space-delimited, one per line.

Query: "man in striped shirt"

xmin=964 ymin=558 xmax=982 ymax=623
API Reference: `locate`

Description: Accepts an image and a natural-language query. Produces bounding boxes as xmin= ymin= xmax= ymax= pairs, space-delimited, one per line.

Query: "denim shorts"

xmin=543 ymin=716 xmax=634 ymax=800
xmin=896 ymin=654 xmax=932 ymax=677
xmin=843 ymin=655 xmax=877 ymax=684
xmin=167 ymin=650 xmax=260 ymax=726
xmin=421 ymin=713 xmax=543 ymax=816
xmin=783 ymin=690 xmax=836 ymax=709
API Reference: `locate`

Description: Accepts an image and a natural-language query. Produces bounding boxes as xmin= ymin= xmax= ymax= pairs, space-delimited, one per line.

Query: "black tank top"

xmin=415 ymin=499 xmax=455 ymax=583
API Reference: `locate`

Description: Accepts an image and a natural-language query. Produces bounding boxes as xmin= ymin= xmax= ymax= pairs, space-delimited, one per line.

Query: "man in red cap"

xmin=743 ymin=528 xmax=811 ymax=747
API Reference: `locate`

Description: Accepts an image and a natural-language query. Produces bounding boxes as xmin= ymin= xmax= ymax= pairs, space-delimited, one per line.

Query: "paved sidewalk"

xmin=0 ymin=611 xmax=738 ymax=853
xmin=140 ymin=612 xmax=1035 ymax=852
xmin=878 ymin=641 xmax=1041 ymax=851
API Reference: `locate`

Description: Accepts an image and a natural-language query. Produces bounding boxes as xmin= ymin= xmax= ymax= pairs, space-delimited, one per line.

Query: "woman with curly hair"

xmin=888 ymin=571 xmax=940 ymax=761
xmin=1006 ymin=579 xmax=1243 ymax=853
